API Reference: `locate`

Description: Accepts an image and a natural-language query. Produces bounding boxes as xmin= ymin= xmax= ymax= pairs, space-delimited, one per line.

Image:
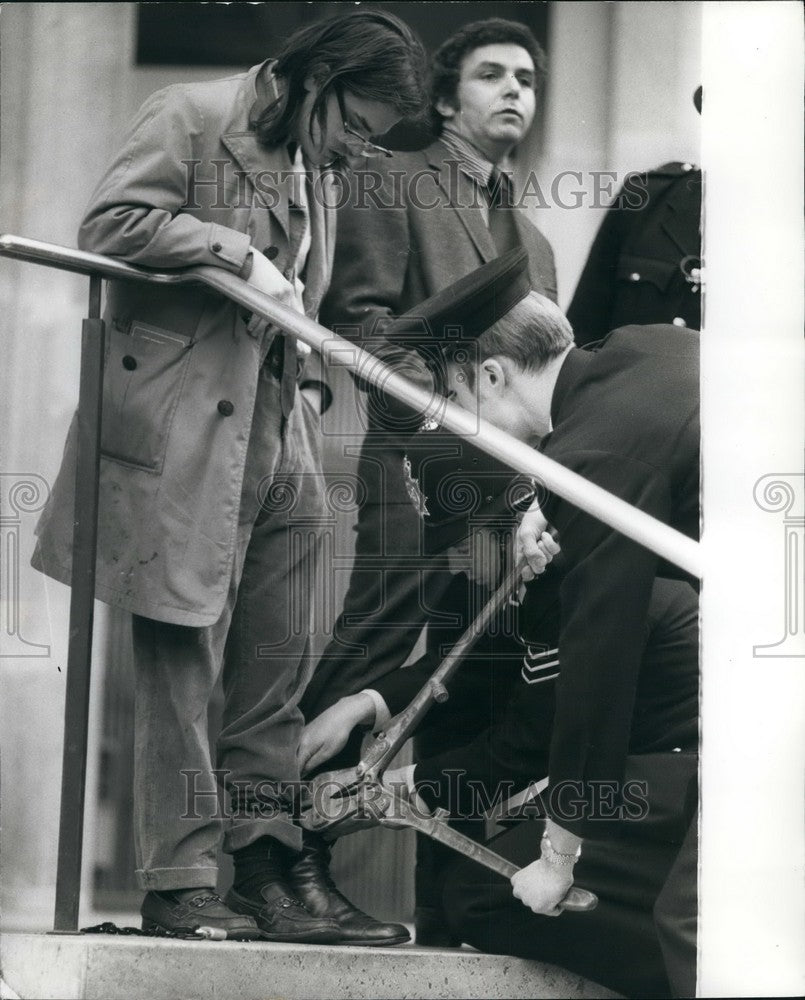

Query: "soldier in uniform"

xmin=567 ymin=87 xmax=703 ymax=344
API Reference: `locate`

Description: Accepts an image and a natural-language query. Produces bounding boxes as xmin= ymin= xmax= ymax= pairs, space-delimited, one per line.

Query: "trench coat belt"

xmin=264 ymin=332 xmax=300 ymax=416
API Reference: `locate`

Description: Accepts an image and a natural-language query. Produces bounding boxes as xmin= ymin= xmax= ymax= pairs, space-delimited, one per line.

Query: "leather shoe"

xmin=287 ymin=833 xmax=410 ymax=946
xmin=225 ymin=881 xmax=341 ymax=944
xmin=140 ymin=888 xmax=261 ymax=940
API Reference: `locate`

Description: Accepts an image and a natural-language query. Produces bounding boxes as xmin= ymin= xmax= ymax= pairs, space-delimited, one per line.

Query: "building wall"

xmin=0 ymin=1 xmax=701 ymax=929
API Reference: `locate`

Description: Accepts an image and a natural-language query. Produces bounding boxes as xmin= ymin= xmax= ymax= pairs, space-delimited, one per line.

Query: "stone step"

xmin=0 ymin=932 xmax=619 ymax=1000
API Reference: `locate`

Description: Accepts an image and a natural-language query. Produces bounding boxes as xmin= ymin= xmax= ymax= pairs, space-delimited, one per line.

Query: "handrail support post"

xmin=52 ymin=274 xmax=105 ymax=932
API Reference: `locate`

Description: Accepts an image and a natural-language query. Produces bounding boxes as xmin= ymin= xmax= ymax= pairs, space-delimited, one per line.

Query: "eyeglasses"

xmin=334 ymin=89 xmax=393 ymax=159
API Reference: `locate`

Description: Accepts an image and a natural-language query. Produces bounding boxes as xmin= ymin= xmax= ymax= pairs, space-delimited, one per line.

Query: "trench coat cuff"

xmin=207 ymin=224 xmax=252 ymax=272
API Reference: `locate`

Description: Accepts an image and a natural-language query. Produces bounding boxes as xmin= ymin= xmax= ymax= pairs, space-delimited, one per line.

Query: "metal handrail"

xmin=1 ymin=232 xmax=702 ymax=931
xmin=1 ymin=235 xmax=702 ymax=577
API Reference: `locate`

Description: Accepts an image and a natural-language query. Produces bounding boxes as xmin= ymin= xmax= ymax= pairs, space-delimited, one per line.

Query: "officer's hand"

xmin=298 ymin=694 xmax=375 ymax=775
xmin=245 ymin=249 xmax=297 ymax=307
xmin=515 ymin=504 xmax=560 ymax=583
xmin=511 ymin=819 xmax=583 ymax=915
xmin=511 ymin=857 xmax=574 ymax=917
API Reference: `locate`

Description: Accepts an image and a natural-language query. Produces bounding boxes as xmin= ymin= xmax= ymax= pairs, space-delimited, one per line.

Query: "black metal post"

xmin=53 ymin=274 xmax=105 ymax=932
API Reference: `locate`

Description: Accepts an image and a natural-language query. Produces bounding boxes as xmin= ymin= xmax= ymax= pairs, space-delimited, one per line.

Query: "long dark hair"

xmin=254 ymin=9 xmax=427 ymax=148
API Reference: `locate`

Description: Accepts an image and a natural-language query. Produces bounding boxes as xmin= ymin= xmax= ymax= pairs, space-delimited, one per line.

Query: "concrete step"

xmin=0 ymin=932 xmax=619 ymax=1000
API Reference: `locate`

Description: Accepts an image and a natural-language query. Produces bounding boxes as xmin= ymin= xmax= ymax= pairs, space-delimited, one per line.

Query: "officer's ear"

xmin=479 ymin=358 xmax=507 ymax=396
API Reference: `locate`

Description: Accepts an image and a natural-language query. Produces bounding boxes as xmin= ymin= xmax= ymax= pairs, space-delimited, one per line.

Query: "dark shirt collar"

xmin=550 ymin=347 xmax=595 ymax=426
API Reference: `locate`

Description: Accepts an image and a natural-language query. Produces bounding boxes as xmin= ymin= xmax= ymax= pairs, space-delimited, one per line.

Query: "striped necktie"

xmin=486 ymin=169 xmax=521 ymax=257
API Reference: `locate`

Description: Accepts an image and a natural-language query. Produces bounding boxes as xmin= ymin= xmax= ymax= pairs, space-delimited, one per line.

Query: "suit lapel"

xmin=427 ymin=142 xmax=496 ymax=263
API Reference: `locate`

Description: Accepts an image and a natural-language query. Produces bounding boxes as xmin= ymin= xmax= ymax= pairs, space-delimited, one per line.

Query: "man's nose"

xmin=501 ymin=73 xmax=522 ymax=96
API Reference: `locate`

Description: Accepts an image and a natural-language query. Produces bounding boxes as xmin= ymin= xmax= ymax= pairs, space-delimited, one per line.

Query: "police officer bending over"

xmin=301 ymin=249 xmax=699 ymax=997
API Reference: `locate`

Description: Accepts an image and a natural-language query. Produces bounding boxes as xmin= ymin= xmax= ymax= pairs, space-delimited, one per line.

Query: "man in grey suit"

xmin=298 ymin=18 xmax=557 ymax=941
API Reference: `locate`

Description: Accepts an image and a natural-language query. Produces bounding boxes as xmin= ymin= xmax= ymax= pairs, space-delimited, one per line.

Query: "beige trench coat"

xmin=33 ymin=63 xmax=336 ymax=626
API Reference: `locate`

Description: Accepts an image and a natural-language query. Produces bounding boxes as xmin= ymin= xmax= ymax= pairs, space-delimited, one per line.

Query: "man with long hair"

xmin=32 ymin=10 xmax=426 ymax=944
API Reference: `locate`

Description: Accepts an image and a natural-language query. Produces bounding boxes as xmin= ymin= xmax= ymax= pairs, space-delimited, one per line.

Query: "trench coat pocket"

xmin=101 ymin=321 xmax=193 ymax=474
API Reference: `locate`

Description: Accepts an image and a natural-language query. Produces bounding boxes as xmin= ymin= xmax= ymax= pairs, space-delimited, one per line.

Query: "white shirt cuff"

xmin=358 ymin=688 xmax=392 ymax=731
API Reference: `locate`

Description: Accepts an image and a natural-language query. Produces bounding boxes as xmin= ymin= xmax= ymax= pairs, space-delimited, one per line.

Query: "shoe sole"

xmin=141 ymin=919 xmax=263 ymax=941
xmin=257 ymin=929 xmax=343 ymax=944
xmin=335 ymin=933 xmax=411 ymax=947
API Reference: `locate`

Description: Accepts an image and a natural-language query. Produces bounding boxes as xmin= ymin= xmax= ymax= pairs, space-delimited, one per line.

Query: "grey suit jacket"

xmin=320 ymin=139 xmax=557 ymax=339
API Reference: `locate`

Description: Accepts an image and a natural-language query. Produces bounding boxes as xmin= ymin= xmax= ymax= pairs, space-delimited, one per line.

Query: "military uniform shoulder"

xmin=605 ymin=323 xmax=700 ymax=355
xmin=650 ymin=161 xmax=700 ymax=178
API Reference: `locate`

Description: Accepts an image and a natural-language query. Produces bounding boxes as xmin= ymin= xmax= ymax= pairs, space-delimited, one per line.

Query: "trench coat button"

xmin=672 ymin=317 xmax=686 ymax=327
xmin=212 ymin=241 xmax=223 ymax=252
xmin=263 ymin=245 xmax=279 ymax=260
xmin=122 ymin=355 xmax=137 ymax=371
xmin=217 ymin=400 xmax=235 ymax=416
xmin=629 ymin=272 xmax=641 ymax=282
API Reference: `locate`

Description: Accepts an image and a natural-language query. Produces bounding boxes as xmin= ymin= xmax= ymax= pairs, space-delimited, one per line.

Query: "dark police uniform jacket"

xmin=567 ymin=163 xmax=702 ymax=345
xmin=407 ymin=325 xmax=700 ymax=837
xmin=373 ymin=573 xmax=698 ymax=804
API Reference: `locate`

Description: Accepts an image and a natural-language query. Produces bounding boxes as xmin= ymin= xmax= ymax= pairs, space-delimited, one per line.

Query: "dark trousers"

xmin=131 ymin=368 xmax=326 ymax=888
xmin=441 ymin=753 xmax=698 ymax=999
xmin=410 ymin=574 xmax=527 ymax=915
